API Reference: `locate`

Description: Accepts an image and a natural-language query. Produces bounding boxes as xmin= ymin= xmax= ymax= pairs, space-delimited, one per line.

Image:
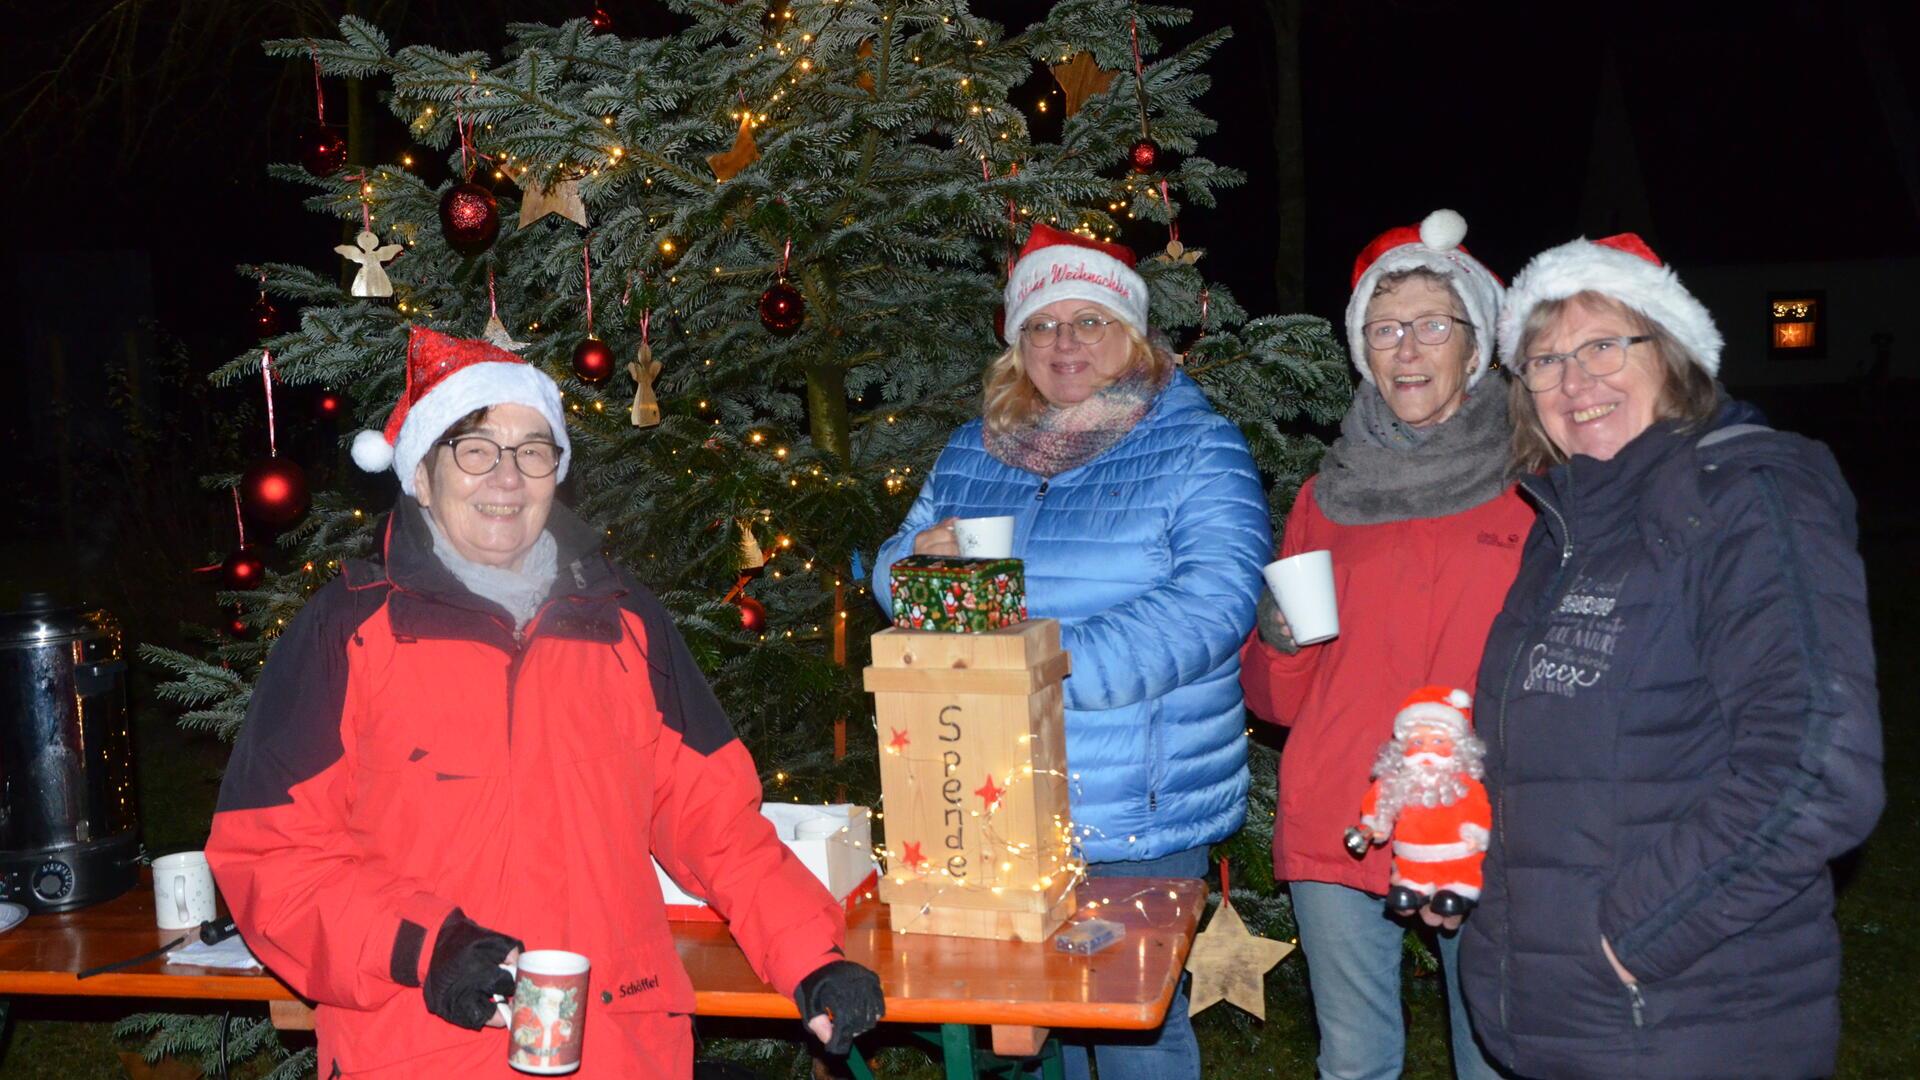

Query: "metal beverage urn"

xmin=0 ymin=593 xmax=141 ymax=911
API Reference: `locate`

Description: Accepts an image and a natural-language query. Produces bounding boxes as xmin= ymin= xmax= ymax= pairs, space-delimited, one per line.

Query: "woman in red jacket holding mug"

xmin=1241 ymin=211 xmax=1528 ymax=1080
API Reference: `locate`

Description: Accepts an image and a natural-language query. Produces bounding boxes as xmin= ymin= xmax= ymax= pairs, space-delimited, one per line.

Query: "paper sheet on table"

xmin=166 ymin=935 xmax=263 ymax=971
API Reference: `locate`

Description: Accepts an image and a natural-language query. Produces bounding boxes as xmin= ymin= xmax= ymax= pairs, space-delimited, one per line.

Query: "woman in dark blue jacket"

xmin=1458 ymin=233 xmax=1884 ymax=1080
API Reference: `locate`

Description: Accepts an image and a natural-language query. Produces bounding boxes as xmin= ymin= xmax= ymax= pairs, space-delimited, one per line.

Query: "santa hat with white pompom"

xmin=352 ymin=325 xmax=571 ymax=496
xmin=1392 ymin=685 xmax=1475 ymax=741
xmin=1345 ymin=209 xmax=1505 ymax=387
xmin=1495 ymin=232 xmax=1723 ymax=376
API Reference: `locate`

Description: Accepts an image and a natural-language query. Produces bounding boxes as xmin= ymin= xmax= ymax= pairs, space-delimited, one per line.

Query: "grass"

xmin=2 ymin=541 xmax=1915 ymax=1078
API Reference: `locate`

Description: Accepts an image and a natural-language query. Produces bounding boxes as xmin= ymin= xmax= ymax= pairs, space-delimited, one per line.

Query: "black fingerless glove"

xmin=423 ymin=909 xmax=520 ymax=1030
xmin=794 ymin=959 xmax=885 ymax=1056
xmin=1256 ymin=591 xmax=1300 ymax=654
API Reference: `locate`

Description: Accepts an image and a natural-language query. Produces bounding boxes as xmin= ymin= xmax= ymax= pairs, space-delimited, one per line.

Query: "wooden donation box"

xmin=865 ymin=620 xmax=1077 ymax=942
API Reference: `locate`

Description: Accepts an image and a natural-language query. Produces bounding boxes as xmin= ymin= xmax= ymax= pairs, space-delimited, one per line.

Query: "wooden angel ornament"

xmin=335 ymin=230 xmax=403 ymax=298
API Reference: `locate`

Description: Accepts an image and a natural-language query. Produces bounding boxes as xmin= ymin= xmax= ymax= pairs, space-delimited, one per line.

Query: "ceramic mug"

xmin=503 ymin=950 xmax=592 ymax=1075
xmin=152 ymin=851 xmax=217 ymax=930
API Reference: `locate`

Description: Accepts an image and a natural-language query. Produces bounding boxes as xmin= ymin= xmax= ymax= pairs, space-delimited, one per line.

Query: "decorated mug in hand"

xmin=505 ymin=950 xmax=591 ymax=1075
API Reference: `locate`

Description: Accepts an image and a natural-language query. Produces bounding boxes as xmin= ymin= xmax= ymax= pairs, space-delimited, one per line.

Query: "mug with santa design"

xmin=505 ymin=950 xmax=591 ymax=1075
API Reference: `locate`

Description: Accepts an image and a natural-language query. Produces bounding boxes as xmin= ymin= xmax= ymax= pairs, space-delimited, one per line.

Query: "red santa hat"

xmin=351 ymin=326 xmax=571 ymax=496
xmin=1496 ymin=232 xmax=1723 ymax=376
xmin=1002 ymin=224 xmax=1150 ymax=344
xmin=1345 ymin=209 xmax=1505 ymax=387
xmin=1392 ymin=685 xmax=1474 ymax=741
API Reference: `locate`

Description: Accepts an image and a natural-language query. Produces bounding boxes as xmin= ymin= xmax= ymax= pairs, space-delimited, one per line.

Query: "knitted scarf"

xmin=423 ymin=506 xmax=559 ymax=635
xmin=983 ymin=369 xmax=1167 ymax=477
xmin=1312 ymin=383 xmax=1514 ymax=525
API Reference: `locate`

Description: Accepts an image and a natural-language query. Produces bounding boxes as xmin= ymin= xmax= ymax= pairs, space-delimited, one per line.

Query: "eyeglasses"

xmin=1516 ymin=335 xmax=1653 ymax=392
xmin=437 ymin=436 xmax=564 ymax=478
xmin=1020 ymin=315 xmax=1117 ymax=349
xmin=1361 ymin=313 xmax=1469 ymax=351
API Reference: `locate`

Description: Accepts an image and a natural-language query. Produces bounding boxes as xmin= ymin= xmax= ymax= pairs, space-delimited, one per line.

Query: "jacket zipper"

xmin=505 ymin=602 xmax=559 ymax=744
xmin=1627 ymin=982 xmax=1646 ymax=1028
xmin=1495 ymin=476 xmax=1578 ymax=1046
xmin=1034 ymin=480 xmax=1050 ymax=502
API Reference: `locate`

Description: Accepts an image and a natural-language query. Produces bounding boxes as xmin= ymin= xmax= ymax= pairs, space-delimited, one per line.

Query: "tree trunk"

xmin=1266 ymin=0 xmax=1307 ymax=314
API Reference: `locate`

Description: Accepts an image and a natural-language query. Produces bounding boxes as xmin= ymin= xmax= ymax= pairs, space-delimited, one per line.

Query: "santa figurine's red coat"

xmin=1349 ymin=686 xmax=1492 ymax=906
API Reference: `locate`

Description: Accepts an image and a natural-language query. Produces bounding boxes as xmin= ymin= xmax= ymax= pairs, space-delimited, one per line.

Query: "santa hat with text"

xmin=1002 ymin=224 xmax=1150 ymax=344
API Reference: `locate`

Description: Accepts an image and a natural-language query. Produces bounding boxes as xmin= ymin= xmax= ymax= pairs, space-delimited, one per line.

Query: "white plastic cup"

xmin=1262 ymin=550 xmax=1339 ymax=646
xmin=794 ymin=816 xmax=845 ymax=840
xmin=953 ymin=515 xmax=1015 ymax=559
xmin=152 ymin=851 xmax=217 ymax=930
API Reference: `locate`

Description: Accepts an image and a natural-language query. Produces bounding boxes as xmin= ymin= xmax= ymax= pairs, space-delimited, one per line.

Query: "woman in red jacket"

xmin=1241 ymin=211 xmax=1528 ymax=1080
xmin=207 ymin=328 xmax=882 ymax=1079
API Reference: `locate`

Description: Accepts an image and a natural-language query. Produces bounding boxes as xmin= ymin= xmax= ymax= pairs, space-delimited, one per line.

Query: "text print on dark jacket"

xmin=1459 ymin=409 xmax=1884 ymax=1080
xmin=207 ymin=502 xmax=845 ymax=1077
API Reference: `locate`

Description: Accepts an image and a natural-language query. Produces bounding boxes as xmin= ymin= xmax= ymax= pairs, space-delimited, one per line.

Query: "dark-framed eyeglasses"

xmin=437 ymin=436 xmax=564 ymax=478
xmin=1516 ymin=335 xmax=1653 ymax=392
xmin=1361 ymin=313 xmax=1470 ymax=350
xmin=1020 ymin=315 xmax=1117 ymax=349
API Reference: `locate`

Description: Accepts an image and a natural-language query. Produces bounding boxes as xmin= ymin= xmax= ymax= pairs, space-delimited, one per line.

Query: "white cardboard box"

xmin=655 ymin=803 xmax=873 ymax=910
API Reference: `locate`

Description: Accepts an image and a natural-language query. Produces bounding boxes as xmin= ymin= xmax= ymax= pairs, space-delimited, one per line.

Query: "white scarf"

xmin=422 ymin=508 xmax=559 ymax=635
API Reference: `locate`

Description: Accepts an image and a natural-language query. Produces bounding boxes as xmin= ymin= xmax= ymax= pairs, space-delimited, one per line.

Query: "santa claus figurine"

xmin=1343 ymin=685 xmax=1492 ymax=919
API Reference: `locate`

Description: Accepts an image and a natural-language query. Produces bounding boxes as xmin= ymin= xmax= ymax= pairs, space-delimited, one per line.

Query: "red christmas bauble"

xmin=239 ymin=457 xmax=311 ymax=528
xmin=297 ymin=124 xmax=349 ymax=176
xmin=590 ymin=6 xmax=613 ymax=30
xmin=571 ymin=336 xmax=617 ymax=385
xmin=251 ymin=295 xmax=281 ymax=339
xmin=220 ymin=547 xmax=266 ymax=590
xmin=439 ymin=183 xmax=501 ymax=256
xmin=1128 ymin=138 xmax=1160 ymax=174
xmin=737 ymin=595 xmax=768 ymax=634
xmin=316 ymin=389 xmax=347 ymax=421
xmin=225 ymin=606 xmax=256 ymax=640
xmin=758 ymin=280 xmax=806 ymax=336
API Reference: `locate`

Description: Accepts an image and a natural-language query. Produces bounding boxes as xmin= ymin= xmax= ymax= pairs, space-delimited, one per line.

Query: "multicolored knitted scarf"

xmin=983 ymin=369 xmax=1168 ymax=478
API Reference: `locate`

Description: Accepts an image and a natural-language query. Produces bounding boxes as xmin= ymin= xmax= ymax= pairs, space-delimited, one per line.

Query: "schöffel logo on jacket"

xmin=1523 ymin=572 xmax=1629 ymax=698
xmin=1478 ymin=531 xmax=1522 ymax=549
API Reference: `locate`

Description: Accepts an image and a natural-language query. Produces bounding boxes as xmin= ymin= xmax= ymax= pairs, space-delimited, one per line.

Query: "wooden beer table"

xmin=0 ymin=873 xmax=1204 ymax=1080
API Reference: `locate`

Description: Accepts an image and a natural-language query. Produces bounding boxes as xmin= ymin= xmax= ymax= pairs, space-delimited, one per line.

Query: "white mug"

xmin=953 ymin=515 xmax=1015 ymax=559
xmin=152 ymin=850 xmax=217 ymax=930
xmin=1262 ymin=550 xmax=1340 ymax=646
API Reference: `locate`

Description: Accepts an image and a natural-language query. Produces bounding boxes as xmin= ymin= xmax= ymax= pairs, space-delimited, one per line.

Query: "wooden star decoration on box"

xmin=1049 ymin=51 xmax=1117 ymax=117
xmin=518 ymin=177 xmax=588 ymax=228
xmin=707 ymin=113 xmax=760 ymax=182
xmin=1185 ymin=896 xmax=1292 ymax=1019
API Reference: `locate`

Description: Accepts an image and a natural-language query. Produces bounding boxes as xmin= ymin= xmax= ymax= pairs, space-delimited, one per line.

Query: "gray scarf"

xmin=423 ymin=508 xmax=559 ymax=635
xmin=1312 ymin=383 xmax=1514 ymax=525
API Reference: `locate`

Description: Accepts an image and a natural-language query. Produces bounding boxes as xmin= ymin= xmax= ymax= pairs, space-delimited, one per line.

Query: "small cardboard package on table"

xmin=656 ymin=803 xmax=876 ymax=920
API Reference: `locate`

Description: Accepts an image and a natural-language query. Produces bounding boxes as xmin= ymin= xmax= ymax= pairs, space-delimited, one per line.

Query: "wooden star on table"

xmin=707 ymin=113 xmax=760 ymax=182
xmin=1185 ymin=896 xmax=1292 ymax=1019
xmin=1049 ymin=51 xmax=1117 ymax=116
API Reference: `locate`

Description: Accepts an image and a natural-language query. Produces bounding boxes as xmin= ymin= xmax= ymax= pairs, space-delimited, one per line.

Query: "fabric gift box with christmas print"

xmin=888 ymin=555 xmax=1027 ymax=633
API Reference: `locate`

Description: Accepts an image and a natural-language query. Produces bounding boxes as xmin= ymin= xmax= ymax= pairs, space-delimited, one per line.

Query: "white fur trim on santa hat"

xmin=1346 ymin=209 xmax=1504 ymax=389
xmin=380 ymin=361 xmax=571 ymax=496
xmin=1496 ymin=238 xmax=1723 ymax=376
xmin=1002 ymin=246 xmax=1149 ymax=345
xmin=1393 ymin=690 xmax=1472 ymax=740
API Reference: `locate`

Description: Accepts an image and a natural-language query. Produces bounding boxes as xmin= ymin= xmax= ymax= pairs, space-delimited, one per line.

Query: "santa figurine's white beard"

xmin=1368 ymin=732 xmax=1486 ymax=836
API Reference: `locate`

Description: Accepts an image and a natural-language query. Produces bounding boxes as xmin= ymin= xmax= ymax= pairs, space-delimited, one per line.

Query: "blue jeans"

xmin=1056 ymin=845 xmax=1210 ymax=1080
xmin=1290 ymin=881 xmax=1504 ymax=1080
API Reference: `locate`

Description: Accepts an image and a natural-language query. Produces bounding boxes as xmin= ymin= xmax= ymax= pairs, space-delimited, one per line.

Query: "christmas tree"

xmin=139 ymin=1 xmax=1347 ymax=1072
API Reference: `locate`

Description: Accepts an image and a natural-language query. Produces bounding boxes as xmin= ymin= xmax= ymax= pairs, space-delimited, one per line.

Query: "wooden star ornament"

xmin=519 ymin=177 xmax=588 ymax=228
xmin=1185 ymin=896 xmax=1292 ymax=1019
xmin=1050 ymin=52 xmax=1117 ymax=117
xmin=707 ymin=113 xmax=760 ymax=182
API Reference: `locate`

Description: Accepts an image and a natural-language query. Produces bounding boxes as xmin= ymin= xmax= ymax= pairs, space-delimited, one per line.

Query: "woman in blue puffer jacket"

xmin=873 ymin=224 xmax=1269 ymax=1080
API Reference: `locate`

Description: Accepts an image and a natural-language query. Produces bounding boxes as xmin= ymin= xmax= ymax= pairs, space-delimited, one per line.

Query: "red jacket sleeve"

xmin=206 ymin=579 xmax=459 ymax=1010
xmin=1239 ymin=478 xmax=1324 ymax=727
xmin=622 ymin=586 xmax=845 ymax=998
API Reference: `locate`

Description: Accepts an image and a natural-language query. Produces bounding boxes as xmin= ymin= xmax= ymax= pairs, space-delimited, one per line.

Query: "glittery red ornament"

xmin=571 ymin=336 xmax=617 ymax=385
xmin=239 ymin=457 xmax=311 ymax=528
xmin=439 ymin=183 xmax=501 ymax=256
xmin=298 ymin=124 xmax=349 ymax=175
xmin=758 ymin=279 xmax=806 ymax=336
xmin=590 ymin=6 xmax=613 ymax=30
xmin=316 ymin=389 xmax=347 ymax=421
xmin=220 ymin=547 xmax=266 ymax=590
xmin=737 ymin=595 xmax=768 ymax=634
xmin=251 ymin=295 xmax=282 ymax=339
xmin=1128 ymin=137 xmax=1160 ymax=174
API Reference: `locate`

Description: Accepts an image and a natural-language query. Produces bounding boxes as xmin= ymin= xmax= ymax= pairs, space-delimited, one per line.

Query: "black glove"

xmin=1256 ymin=591 xmax=1300 ymax=654
xmin=423 ymin=909 xmax=521 ymax=1030
xmin=793 ymin=959 xmax=885 ymax=1056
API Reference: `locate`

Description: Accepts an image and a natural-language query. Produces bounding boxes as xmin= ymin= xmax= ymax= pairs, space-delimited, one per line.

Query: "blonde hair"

xmin=982 ymin=316 xmax=1172 ymax=433
xmin=1507 ymin=291 xmax=1719 ymax=474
